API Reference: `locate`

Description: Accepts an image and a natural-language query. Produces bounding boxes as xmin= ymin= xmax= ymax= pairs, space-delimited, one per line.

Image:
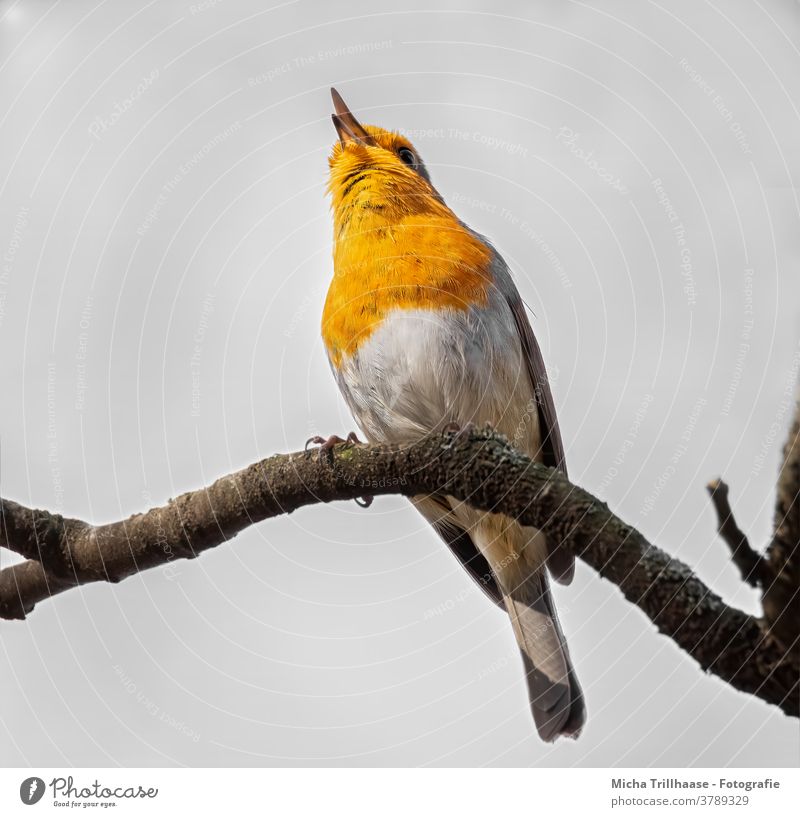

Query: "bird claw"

xmin=304 ymin=431 xmax=364 ymax=454
xmin=304 ymin=432 xmax=372 ymax=508
xmin=305 ymin=434 xmax=345 ymax=454
xmin=442 ymin=421 xmax=477 ymax=444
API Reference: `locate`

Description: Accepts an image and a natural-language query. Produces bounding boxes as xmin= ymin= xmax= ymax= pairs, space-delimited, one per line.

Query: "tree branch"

xmin=1 ymin=428 xmax=796 ymax=716
xmin=764 ymin=394 xmax=800 ymax=653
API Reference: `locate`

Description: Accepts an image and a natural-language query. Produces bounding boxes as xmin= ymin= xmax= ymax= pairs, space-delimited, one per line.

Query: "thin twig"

xmin=706 ymin=478 xmax=769 ymax=588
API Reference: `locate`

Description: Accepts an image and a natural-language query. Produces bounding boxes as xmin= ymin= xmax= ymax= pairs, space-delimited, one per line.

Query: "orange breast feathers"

xmin=322 ymin=133 xmax=493 ymax=368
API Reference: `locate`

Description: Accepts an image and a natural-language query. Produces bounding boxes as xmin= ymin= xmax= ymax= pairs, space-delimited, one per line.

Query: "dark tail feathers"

xmin=502 ymin=570 xmax=585 ymax=741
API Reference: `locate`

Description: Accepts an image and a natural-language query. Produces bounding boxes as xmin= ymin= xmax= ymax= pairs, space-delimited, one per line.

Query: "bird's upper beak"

xmin=331 ymin=88 xmax=375 ymax=147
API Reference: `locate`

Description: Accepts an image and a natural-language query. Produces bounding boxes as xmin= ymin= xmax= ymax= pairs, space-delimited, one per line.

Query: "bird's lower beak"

xmin=331 ymin=88 xmax=375 ymax=147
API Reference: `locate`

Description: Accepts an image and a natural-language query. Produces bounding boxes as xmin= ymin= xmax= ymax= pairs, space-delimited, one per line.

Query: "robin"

xmin=317 ymin=88 xmax=585 ymax=741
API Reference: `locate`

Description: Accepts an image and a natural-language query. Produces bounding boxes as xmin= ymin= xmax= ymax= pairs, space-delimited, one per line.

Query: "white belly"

xmin=331 ymin=296 xmax=541 ymax=457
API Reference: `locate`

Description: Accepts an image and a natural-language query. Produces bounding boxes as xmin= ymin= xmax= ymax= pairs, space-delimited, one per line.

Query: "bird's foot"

xmin=442 ymin=421 xmax=477 ymax=444
xmin=304 ymin=431 xmax=363 ymax=455
xmin=304 ymin=432 xmax=373 ymax=508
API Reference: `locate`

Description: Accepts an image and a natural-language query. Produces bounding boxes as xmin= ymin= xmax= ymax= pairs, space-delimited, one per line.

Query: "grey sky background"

xmin=1 ymin=0 xmax=798 ymax=767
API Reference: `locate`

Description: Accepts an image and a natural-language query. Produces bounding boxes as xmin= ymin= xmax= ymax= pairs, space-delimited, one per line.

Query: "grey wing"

xmin=491 ymin=252 xmax=575 ymax=585
xmin=507 ymin=293 xmax=568 ymax=477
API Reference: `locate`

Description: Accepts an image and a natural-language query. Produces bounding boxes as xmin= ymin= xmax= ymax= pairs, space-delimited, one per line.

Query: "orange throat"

xmin=322 ymin=165 xmax=493 ymax=368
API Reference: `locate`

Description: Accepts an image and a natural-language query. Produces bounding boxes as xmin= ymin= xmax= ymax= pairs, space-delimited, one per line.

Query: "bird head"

xmin=327 ymin=88 xmax=445 ymax=223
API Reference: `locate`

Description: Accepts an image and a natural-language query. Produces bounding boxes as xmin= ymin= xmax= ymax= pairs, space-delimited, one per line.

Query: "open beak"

xmin=331 ymin=88 xmax=375 ymax=146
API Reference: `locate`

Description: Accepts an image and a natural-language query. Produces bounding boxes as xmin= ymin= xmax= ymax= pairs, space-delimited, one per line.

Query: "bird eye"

xmin=397 ymin=147 xmax=416 ymax=167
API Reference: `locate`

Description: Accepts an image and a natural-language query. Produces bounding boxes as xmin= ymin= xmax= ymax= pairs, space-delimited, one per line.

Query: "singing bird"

xmin=320 ymin=89 xmax=585 ymax=741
